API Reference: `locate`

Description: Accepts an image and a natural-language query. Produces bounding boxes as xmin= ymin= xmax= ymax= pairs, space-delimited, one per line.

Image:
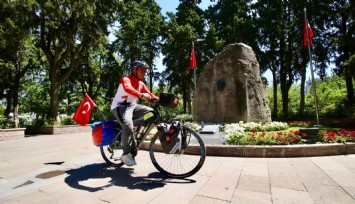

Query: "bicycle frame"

xmin=100 ymin=96 xmax=206 ymax=178
xmin=121 ymin=102 xmax=162 ymax=155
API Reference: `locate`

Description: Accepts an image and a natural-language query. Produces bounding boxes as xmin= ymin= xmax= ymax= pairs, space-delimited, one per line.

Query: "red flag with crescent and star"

xmin=190 ymin=46 xmax=197 ymax=70
xmin=72 ymin=94 xmax=96 ymax=126
xmin=303 ymin=17 xmax=314 ymax=47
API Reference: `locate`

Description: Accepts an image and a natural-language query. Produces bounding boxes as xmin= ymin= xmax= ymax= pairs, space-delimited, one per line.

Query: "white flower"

xmin=224 ymin=123 xmax=245 ymax=139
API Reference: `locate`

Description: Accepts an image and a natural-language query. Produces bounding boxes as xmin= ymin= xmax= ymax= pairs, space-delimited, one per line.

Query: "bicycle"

xmin=99 ymin=94 xmax=206 ymax=179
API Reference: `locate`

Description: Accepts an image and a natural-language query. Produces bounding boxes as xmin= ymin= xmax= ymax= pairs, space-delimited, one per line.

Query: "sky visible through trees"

xmin=155 ymin=0 xmax=333 ymax=84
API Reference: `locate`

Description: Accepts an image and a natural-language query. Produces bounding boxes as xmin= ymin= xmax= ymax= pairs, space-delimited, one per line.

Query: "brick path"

xmin=0 ymin=132 xmax=355 ymax=203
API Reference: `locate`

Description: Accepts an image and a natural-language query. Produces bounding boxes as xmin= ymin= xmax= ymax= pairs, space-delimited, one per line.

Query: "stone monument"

xmin=193 ymin=43 xmax=271 ymax=123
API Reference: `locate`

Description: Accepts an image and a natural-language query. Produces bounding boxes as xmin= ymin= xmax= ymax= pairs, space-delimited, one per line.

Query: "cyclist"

xmin=111 ymin=61 xmax=158 ymax=166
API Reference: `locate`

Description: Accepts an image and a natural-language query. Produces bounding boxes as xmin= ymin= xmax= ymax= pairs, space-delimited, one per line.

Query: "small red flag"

xmin=303 ymin=17 xmax=314 ymax=47
xmin=72 ymin=94 xmax=96 ymax=126
xmin=190 ymin=47 xmax=197 ymax=70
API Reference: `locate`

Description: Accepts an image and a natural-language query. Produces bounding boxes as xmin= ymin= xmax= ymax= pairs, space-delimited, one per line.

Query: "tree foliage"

xmin=114 ymin=0 xmax=165 ymax=91
xmin=161 ymin=3 xmax=205 ymax=113
xmin=34 ymin=0 xmax=119 ymax=120
xmin=0 ymin=0 xmax=39 ymax=127
xmin=267 ymin=75 xmax=349 ymax=118
xmin=0 ymin=0 xmax=355 ymax=127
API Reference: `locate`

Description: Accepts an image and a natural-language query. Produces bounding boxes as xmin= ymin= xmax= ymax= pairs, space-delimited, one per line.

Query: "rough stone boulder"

xmin=193 ymin=43 xmax=271 ymax=123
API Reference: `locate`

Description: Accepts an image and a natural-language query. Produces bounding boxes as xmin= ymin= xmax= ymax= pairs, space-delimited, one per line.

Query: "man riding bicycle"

xmin=111 ymin=61 xmax=158 ymax=166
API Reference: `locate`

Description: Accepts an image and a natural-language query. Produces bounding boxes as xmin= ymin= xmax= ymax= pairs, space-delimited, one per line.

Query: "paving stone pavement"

xmin=0 ymin=132 xmax=355 ymax=204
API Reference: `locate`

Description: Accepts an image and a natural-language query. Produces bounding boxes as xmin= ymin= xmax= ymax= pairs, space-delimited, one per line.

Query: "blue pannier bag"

xmin=90 ymin=120 xmax=115 ymax=147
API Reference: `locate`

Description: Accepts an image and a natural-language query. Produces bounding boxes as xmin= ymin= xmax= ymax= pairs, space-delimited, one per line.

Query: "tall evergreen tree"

xmin=33 ymin=0 xmax=118 ymax=121
xmin=329 ymin=0 xmax=355 ymax=106
xmin=114 ymin=0 xmax=164 ymax=91
xmin=205 ymin=0 xmax=255 ymax=47
xmin=0 ymin=0 xmax=39 ymax=127
xmin=161 ymin=2 xmax=205 ymax=113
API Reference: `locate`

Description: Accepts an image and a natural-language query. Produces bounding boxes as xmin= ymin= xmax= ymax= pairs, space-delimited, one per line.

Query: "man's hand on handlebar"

xmin=140 ymin=93 xmax=151 ymax=101
xmin=149 ymin=98 xmax=159 ymax=106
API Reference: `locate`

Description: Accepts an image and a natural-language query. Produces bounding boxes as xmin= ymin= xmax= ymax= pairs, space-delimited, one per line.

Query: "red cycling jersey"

xmin=111 ymin=74 xmax=157 ymax=110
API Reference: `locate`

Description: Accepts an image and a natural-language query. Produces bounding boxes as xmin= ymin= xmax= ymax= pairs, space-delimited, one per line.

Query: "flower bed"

xmin=222 ymin=121 xmax=355 ymax=145
xmin=319 ymin=129 xmax=355 ymax=143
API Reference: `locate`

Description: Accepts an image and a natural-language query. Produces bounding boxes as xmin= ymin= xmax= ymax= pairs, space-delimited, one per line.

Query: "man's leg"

xmin=133 ymin=104 xmax=153 ymax=123
xmin=114 ymin=104 xmax=137 ymax=166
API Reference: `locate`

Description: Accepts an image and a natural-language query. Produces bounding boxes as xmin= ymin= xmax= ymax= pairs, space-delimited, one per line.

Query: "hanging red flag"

xmin=72 ymin=94 xmax=96 ymax=126
xmin=190 ymin=46 xmax=197 ymax=70
xmin=303 ymin=17 xmax=314 ymax=47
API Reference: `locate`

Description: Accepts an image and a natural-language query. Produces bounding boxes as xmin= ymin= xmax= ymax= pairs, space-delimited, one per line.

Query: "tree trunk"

xmin=13 ymin=51 xmax=21 ymax=128
xmin=299 ymin=65 xmax=306 ymax=116
xmin=345 ymin=72 xmax=354 ymax=106
xmin=340 ymin=11 xmax=354 ymax=106
xmin=272 ymin=70 xmax=278 ymax=119
xmin=182 ymin=79 xmax=187 ymax=113
xmin=13 ymin=79 xmax=20 ymax=128
xmin=148 ymin=51 xmax=154 ymax=92
xmin=187 ymin=83 xmax=192 ymax=114
xmin=281 ymin=84 xmax=289 ymax=117
xmin=49 ymin=75 xmax=61 ymax=121
xmin=3 ymin=86 xmax=12 ymax=128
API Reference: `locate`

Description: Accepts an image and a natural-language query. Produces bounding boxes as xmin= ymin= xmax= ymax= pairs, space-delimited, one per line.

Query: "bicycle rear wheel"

xmin=100 ymin=135 xmax=125 ymax=167
xmin=149 ymin=125 xmax=206 ymax=179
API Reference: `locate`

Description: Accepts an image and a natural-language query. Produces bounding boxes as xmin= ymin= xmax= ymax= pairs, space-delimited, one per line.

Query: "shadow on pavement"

xmin=64 ymin=163 xmax=195 ymax=192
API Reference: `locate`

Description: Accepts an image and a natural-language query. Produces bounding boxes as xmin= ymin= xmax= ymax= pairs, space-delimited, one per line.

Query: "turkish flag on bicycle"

xmin=72 ymin=94 xmax=96 ymax=126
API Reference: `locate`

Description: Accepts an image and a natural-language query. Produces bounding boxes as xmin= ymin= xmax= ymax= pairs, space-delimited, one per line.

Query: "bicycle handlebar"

xmin=149 ymin=98 xmax=160 ymax=109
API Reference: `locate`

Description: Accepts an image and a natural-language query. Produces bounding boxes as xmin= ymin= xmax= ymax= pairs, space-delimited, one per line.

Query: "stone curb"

xmin=0 ymin=128 xmax=26 ymax=141
xmin=140 ymin=142 xmax=355 ymax=157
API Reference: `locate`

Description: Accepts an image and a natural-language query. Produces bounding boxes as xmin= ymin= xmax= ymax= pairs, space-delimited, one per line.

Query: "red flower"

xmin=251 ymin=129 xmax=257 ymax=133
xmin=326 ymin=136 xmax=336 ymax=141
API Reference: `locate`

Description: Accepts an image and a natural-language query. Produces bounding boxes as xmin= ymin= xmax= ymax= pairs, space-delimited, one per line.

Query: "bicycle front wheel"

xmin=149 ymin=126 xmax=206 ymax=179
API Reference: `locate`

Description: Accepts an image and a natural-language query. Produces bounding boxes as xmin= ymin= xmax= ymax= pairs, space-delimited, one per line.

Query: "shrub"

xmin=0 ymin=115 xmax=7 ymax=124
xmin=185 ymin=122 xmax=202 ymax=131
xmin=19 ymin=117 xmax=31 ymax=127
xmin=286 ymin=120 xmax=312 ymax=127
xmin=30 ymin=118 xmax=46 ymax=126
xmin=61 ymin=116 xmax=76 ymax=125
xmin=173 ymin=114 xmax=194 ymax=122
